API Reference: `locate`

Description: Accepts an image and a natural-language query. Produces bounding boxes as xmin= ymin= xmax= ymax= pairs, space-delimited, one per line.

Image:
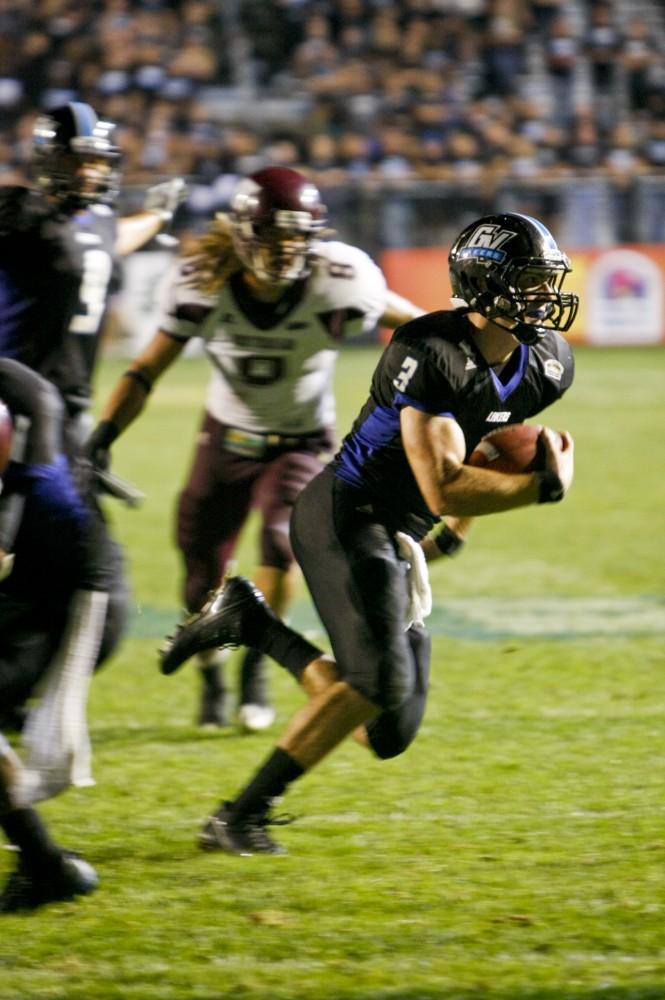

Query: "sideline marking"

xmin=132 ymin=596 xmax=665 ymax=642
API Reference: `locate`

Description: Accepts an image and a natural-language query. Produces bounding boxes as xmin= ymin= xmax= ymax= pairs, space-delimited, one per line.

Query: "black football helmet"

xmin=448 ymin=213 xmax=579 ymax=344
xmin=32 ymin=102 xmax=122 ymax=208
xmin=229 ymin=166 xmax=327 ymax=284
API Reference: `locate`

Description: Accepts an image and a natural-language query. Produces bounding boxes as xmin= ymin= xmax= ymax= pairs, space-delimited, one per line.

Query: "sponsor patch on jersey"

xmin=544 ymin=358 xmax=564 ymax=381
xmin=486 ymin=410 xmax=511 ymax=423
xmin=75 ymin=232 xmax=102 ymax=245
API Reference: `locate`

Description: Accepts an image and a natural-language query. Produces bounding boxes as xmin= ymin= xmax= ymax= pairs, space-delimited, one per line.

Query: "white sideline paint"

xmin=136 ymin=596 xmax=665 ymax=642
xmin=289 ymin=595 xmax=665 ymax=639
xmin=425 ymin=595 xmax=665 ymax=640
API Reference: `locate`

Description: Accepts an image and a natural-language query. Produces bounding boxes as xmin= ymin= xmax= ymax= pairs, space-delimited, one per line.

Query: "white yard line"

xmin=133 ymin=596 xmax=665 ymax=641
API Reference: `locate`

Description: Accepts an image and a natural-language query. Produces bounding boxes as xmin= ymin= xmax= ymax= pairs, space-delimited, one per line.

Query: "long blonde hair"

xmin=180 ymin=214 xmax=242 ymax=294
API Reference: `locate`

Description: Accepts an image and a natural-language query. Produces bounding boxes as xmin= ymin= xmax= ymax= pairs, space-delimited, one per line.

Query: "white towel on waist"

xmin=395 ymin=531 xmax=432 ymax=630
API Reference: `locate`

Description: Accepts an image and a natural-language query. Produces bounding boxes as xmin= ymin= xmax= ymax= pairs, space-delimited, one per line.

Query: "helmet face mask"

xmin=449 ymin=213 xmax=579 ymax=345
xmin=229 ymin=167 xmax=326 ymax=285
xmin=236 ymin=222 xmax=311 ymax=284
xmin=32 ymin=103 xmax=122 ymax=208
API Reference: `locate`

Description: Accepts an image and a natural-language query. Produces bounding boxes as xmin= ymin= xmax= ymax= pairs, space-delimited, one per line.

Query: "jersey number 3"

xmin=393 ymin=355 xmax=418 ymax=392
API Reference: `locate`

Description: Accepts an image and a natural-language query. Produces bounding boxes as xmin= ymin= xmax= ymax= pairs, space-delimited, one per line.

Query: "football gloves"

xmin=143 ymin=177 xmax=187 ymax=223
xmin=83 ymin=419 xmax=118 ymax=474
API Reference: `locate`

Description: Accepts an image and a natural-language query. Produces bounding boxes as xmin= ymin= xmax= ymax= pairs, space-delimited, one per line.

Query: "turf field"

xmin=2 ymin=346 xmax=664 ymax=1000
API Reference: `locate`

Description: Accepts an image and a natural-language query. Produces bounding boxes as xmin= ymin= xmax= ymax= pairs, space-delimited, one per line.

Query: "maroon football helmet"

xmin=229 ymin=166 xmax=327 ymax=284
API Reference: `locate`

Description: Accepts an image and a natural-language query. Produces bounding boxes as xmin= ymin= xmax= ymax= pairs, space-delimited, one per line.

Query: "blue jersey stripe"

xmin=336 ymin=400 xmax=457 ymax=487
xmin=0 ymin=275 xmax=29 ymax=355
xmin=395 ymin=391 xmax=454 ymax=417
xmin=336 ymin=404 xmax=400 ymax=486
xmin=489 ymin=343 xmax=528 ymax=401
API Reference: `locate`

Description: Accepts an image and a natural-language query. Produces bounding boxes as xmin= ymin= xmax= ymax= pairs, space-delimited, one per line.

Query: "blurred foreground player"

xmin=0 ymin=360 xmax=123 ymax=911
xmin=89 ymin=166 xmax=424 ymax=732
xmin=0 ymin=102 xmax=185 ymax=724
xmin=159 ymin=212 xmax=578 ymax=854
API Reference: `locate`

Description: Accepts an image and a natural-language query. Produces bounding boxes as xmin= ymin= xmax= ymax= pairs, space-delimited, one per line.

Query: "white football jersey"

xmin=155 ymin=240 xmax=387 ymax=434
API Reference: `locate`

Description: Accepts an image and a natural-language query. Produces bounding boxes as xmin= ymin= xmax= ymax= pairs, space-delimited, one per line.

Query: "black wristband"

xmin=123 ymin=367 xmax=153 ymax=394
xmin=90 ymin=419 xmax=120 ymax=451
xmin=537 ymin=469 xmax=565 ymax=504
xmin=434 ymin=524 xmax=465 ymax=557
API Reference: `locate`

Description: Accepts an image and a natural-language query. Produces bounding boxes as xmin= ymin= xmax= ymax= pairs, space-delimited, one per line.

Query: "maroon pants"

xmin=176 ymin=413 xmax=333 ymax=612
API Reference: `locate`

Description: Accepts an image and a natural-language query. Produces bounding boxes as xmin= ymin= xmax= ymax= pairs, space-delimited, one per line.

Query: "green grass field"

xmin=2 ymin=346 xmax=665 ymax=1000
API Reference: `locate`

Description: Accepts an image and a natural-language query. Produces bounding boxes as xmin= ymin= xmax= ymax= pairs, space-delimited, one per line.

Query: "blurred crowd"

xmin=1 ymin=0 xmax=664 ymax=240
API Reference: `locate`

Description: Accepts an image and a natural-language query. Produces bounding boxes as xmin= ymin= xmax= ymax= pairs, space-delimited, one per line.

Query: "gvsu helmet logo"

xmin=459 ymin=225 xmax=516 ymax=263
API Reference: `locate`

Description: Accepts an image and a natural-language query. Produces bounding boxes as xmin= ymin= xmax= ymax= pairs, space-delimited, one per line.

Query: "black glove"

xmin=84 ymin=420 xmax=119 ymax=474
xmin=143 ymin=178 xmax=187 ymax=224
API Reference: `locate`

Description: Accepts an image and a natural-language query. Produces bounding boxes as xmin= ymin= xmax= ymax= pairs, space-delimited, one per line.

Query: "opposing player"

xmin=0 ymin=359 xmax=121 ymax=911
xmin=89 ymin=166 xmax=424 ymax=731
xmin=158 ymin=212 xmax=578 ymax=854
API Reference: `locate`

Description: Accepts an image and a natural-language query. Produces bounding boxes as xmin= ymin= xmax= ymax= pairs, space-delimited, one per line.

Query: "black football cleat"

xmin=0 ymin=853 xmax=98 ymax=913
xmin=159 ymin=577 xmax=276 ymax=676
xmin=198 ymin=802 xmax=289 ymax=856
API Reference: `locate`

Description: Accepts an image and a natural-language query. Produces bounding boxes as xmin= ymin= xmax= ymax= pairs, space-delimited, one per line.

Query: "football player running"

xmin=156 ymin=212 xmax=578 ymax=856
xmin=88 ymin=166 xmax=424 ymax=732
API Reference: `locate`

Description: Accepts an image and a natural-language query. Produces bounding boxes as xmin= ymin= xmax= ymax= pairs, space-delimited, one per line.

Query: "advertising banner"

xmin=380 ymin=245 xmax=665 ymax=346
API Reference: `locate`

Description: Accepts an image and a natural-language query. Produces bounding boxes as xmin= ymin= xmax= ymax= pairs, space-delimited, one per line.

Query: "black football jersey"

xmin=0 ymin=186 xmax=119 ymax=414
xmin=334 ymin=308 xmax=574 ymax=537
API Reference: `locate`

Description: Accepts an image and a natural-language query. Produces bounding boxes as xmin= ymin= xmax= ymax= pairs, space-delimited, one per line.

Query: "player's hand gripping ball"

xmin=468 ymin=423 xmax=562 ymax=474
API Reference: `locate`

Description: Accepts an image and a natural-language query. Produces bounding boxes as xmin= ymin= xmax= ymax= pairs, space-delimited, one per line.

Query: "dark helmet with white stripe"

xmin=32 ymin=102 xmax=122 ymax=208
xmin=448 ymin=212 xmax=579 ymax=344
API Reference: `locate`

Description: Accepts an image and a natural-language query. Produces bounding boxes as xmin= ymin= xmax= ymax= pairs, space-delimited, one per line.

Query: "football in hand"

xmin=468 ymin=423 xmax=561 ymax=474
